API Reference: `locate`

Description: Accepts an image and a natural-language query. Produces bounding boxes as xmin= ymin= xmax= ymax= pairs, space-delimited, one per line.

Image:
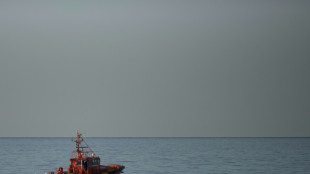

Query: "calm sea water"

xmin=0 ymin=137 xmax=309 ymax=174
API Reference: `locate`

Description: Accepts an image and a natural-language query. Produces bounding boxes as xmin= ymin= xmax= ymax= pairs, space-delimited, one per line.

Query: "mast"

xmin=73 ymin=130 xmax=83 ymax=158
xmin=73 ymin=130 xmax=96 ymax=158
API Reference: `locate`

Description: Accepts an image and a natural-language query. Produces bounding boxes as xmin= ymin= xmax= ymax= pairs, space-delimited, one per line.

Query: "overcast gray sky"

xmin=0 ymin=0 xmax=309 ymax=137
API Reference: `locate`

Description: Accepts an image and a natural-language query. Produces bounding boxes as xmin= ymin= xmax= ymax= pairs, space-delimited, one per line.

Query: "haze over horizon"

xmin=0 ymin=1 xmax=309 ymax=137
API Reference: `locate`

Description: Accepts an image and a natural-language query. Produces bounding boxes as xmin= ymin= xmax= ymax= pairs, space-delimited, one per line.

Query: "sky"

xmin=0 ymin=0 xmax=309 ymax=137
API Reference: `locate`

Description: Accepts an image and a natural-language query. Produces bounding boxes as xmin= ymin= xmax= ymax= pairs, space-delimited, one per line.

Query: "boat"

xmin=47 ymin=131 xmax=125 ymax=174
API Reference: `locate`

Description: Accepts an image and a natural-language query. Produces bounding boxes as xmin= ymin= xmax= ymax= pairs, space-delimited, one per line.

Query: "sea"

xmin=0 ymin=137 xmax=309 ymax=174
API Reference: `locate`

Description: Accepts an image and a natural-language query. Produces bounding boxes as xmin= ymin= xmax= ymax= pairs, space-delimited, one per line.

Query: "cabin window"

xmin=76 ymin=161 xmax=81 ymax=165
xmin=92 ymin=159 xmax=99 ymax=165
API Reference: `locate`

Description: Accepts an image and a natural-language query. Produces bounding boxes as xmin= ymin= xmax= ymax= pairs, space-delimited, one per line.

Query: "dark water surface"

xmin=0 ymin=138 xmax=309 ymax=174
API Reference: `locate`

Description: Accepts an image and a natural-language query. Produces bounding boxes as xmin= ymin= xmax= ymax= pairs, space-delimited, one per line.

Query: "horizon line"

xmin=1 ymin=136 xmax=309 ymax=138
